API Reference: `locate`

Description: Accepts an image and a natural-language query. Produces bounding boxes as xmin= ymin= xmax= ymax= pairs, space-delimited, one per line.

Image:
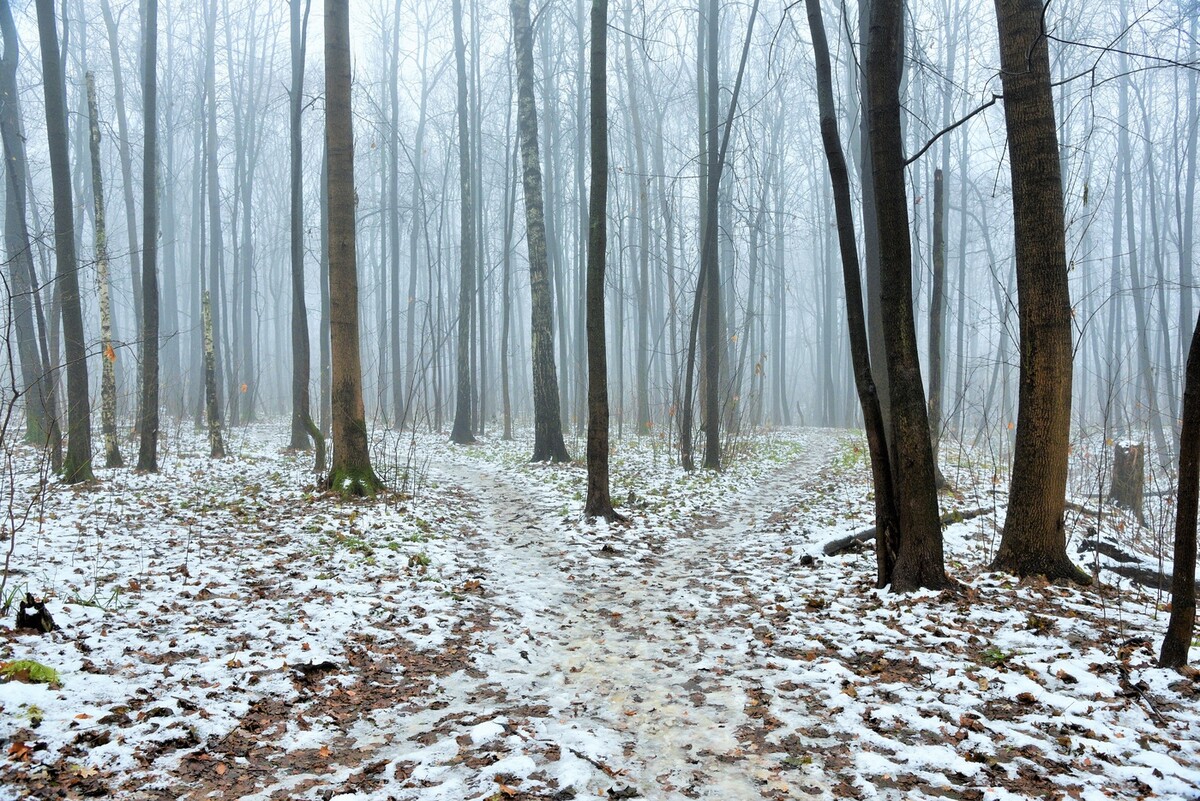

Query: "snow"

xmin=0 ymin=422 xmax=1196 ymax=799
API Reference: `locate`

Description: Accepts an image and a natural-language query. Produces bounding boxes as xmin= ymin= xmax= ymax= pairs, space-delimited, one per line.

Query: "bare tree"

xmin=864 ymin=0 xmax=947 ymax=590
xmin=989 ymin=0 xmax=1089 ymax=584
xmin=35 ymin=0 xmax=93 ymax=483
xmin=584 ymin=0 xmax=620 ymax=520
xmin=449 ymin=0 xmax=476 ymax=445
xmin=136 ymin=0 xmax=160 ymax=472
xmin=512 ymin=0 xmax=570 ymax=463
xmin=325 ymin=0 xmax=380 ymax=494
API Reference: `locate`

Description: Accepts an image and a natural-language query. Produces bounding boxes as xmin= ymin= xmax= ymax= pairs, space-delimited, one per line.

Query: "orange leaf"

xmin=7 ymin=741 xmax=32 ymax=762
xmin=318 ymin=744 xmax=331 ymax=759
xmin=240 ymin=383 xmax=248 ymax=394
xmin=498 ymin=783 xmax=518 ymax=797
xmin=214 ymin=762 xmax=227 ymax=775
xmin=104 ymin=343 xmax=117 ymax=362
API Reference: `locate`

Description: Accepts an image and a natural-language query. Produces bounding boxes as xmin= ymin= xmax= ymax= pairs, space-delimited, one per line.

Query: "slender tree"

xmin=35 ymin=0 xmax=93 ymax=483
xmin=326 ymin=0 xmax=380 ymax=494
xmin=288 ymin=0 xmax=324 ymax=471
xmin=864 ymin=0 xmax=947 ymax=590
xmin=1160 ymin=309 xmax=1200 ymax=668
xmin=584 ymin=0 xmax=620 ymax=519
xmin=0 ymin=0 xmax=54 ymax=450
xmin=137 ymin=0 xmax=160 ymax=472
xmin=85 ymin=73 xmax=122 ymax=469
xmin=512 ymin=0 xmax=570 ymax=463
xmin=449 ymin=0 xmax=475 ymax=444
xmin=989 ymin=0 xmax=1089 ymax=583
xmin=805 ymin=0 xmax=900 ymax=587
xmin=928 ymin=168 xmax=947 ymax=488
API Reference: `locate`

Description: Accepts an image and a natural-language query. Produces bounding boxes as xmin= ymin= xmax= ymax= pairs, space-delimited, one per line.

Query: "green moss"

xmin=328 ymin=466 xmax=384 ymax=497
xmin=1 ymin=660 xmax=62 ymax=686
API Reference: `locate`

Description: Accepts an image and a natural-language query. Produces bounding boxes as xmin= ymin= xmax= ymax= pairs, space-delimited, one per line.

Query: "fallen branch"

xmin=823 ymin=506 xmax=994 ymax=556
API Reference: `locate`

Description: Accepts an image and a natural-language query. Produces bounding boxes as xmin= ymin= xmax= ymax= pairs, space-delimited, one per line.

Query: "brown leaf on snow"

xmin=7 ymin=741 xmax=32 ymax=762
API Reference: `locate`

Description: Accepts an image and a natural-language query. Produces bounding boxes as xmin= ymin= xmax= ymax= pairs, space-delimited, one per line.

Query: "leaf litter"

xmin=0 ymin=423 xmax=1196 ymax=799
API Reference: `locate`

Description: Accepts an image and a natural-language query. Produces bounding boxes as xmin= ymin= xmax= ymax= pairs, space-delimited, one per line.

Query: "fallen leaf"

xmin=7 ymin=741 xmax=32 ymax=762
xmin=319 ymin=744 xmax=331 ymax=759
xmin=214 ymin=762 xmax=227 ymax=775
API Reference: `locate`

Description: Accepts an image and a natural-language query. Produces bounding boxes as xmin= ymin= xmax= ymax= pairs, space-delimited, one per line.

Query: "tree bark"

xmin=288 ymin=0 xmax=324 ymax=470
xmin=35 ymin=0 xmax=92 ymax=483
xmin=805 ymin=0 xmax=901 ymax=587
xmin=928 ymin=168 xmax=947 ymax=488
xmin=584 ymin=0 xmax=620 ymax=520
xmin=0 ymin=0 xmax=55 ymax=451
xmin=85 ymin=72 xmax=122 ymax=469
xmin=136 ymin=0 xmax=159 ymax=472
xmin=864 ymin=0 xmax=947 ymax=590
xmin=448 ymin=0 xmax=475 ymax=445
xmin=1160 ymin=309 xmax=1200 ymax=668
xmin=989 ymin=0 xmax=1089 ymax=584
xmin=512 ymin=0 xmax=570 ymax=463
xmin=325 ymin=0 xmax=380 ymax=494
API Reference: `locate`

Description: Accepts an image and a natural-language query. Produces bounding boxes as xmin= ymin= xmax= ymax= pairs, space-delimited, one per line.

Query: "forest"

xmin=0 ymin=0 xmax=1199 ymax=797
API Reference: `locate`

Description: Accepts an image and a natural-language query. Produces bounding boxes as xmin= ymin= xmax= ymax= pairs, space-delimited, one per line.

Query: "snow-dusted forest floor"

xmin=0 ymin=423 xmax=1198 ymax=800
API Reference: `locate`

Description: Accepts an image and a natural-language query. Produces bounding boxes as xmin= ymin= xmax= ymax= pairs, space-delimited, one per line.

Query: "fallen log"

xmin=823 ymin=506 xmax=994 ymax=556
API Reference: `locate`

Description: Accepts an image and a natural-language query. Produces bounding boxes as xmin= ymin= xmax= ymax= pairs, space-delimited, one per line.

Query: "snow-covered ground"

xmin=0 ymin=422 xmax=1197 ymax=800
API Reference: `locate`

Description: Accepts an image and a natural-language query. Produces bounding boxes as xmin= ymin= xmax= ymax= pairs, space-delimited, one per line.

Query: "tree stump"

xmin=1110 ymin=441 xmax=1145 ymax=517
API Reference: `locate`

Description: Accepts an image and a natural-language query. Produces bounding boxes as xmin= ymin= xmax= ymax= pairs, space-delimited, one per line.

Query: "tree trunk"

xmin=805 ymin=0 xmax=901 ymax=587
xmin=1160 ymin=309 xmax=1200 ymax=668
xmin=199 ymin=288 xmax=224 ymax=457
xmin=864 ymin=0 xmax=947 ymax=591
xmin=584 ymin=0 xmax=619 ymax=520
xmin=449 ymin=0 xmax=475 ymax=445
xmin=512 ymin=0 xmax=570 ymax=463
xmin=928 ymin=168 xmax=947 ymax=488
xmin=325 ymin=0 xmax=379 ymax=494
xmin=35 ymin=0 xmax=92 ymax=483
xmin=0 ymin=0 xmax=55 ymax=451
xmin=85 ymin=72 xmax=122 ymax=469
xmin=989 ymin=0 xmax=1089 ymax=584
xmin=97 ymin=0 xmax=143 ymax=330
xmin=288 ymin=0 xmax=323 ymax=471
xmin=1109 ymin=441 xmax=1145 ymax=518
xmin=136 ymin=0 xmax=159 ymax=472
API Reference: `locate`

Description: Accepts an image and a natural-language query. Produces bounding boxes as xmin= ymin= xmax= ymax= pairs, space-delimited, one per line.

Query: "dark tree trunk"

xmin=805 ymin=0 xmax=900 ymax=587
xmin=1109 ymin=441 xmax=1145 ymax=518
xmin=1160 ymin=310 xmax=1200 ymax=668
xmin=449 ymin=0 xmax=475 ymax=445
xmin=512 ymin=0 xmax=570 ymax=463
xmin=325 ymin=0 xmax=379 ymax=494
xmin=864 ymin=0 xmax=947 ymax=591
xmin=35 ymin=0 xmax=92 ymax=483
xmin=288 ymin=0 xmax=324 ymax=472
xmin=928 ymin=168 xmax=947 ymax=488
xmin=584 ymin=0 xmax=619 ymax=520
xmin=136 ymin=0 xmax=159 ymax=472
xmin=0 ymin=0 xmax=55 ymax=451
xmin=202 ymin=290 xmax=225 ymax=458
xmin=989 ymin=0 xmax=1089 ymax=584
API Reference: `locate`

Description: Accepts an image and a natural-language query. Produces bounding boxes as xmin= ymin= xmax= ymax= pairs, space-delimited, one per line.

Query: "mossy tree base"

xmin=327 ymin=465 xmax=383 ymax=497
xmin=990 ymin=551 xmax=1092 ymax=586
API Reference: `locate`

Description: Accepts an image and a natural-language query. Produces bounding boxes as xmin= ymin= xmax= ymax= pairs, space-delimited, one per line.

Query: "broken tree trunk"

xmin=823 ymin=506 xmax=993 ymax=556
xmin=1109 ymin=441 xmax=1145 ymax=519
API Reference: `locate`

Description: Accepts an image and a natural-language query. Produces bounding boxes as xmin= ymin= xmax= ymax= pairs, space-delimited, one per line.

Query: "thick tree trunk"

xmin=805 ymin=0 xmax=901 ymax=587
xmin=989 ymin=0 xmax=1089 ymax=584
xmin=1160 ymin=310 xmax=1200 ymax=667
xmin=511 ymin=0 xmax=570 ymax=462
xmin=85 ymin=73 xmax=122 ymax=469
xmin=35 ymin=0 xmax=92 ymax=483
xmin=864 ymin=0 xmax=947 ymax=591
xmin=325 ymin=0 xmax=379 ymax=494
xmin=449 ymin=0 xmax=475 ymax=445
